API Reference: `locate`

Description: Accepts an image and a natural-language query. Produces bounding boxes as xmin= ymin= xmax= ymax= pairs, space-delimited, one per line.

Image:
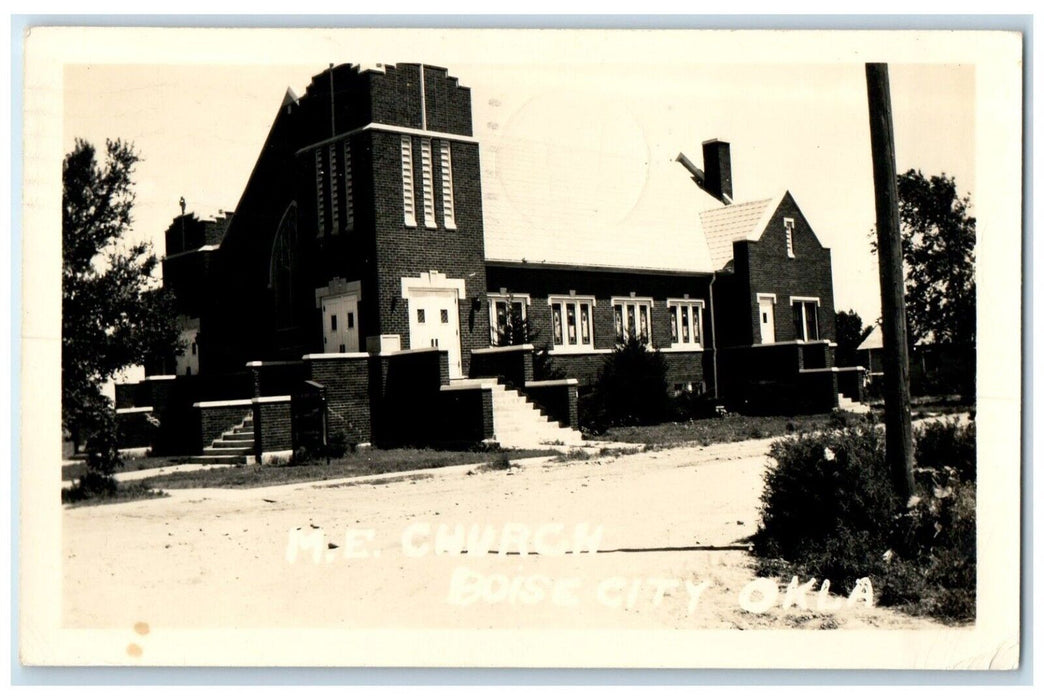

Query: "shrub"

xmin=583 ymin=336 xmax=670 ymax=432
xmin=752 ymin=426 xmax=899 ymax=589
xmin=914 ymin=418 xmax=976 ymax=481
xmin=752 ymin=418 xmax=976 ymax=622
xmin=61 ymin=471 xmax=119 ymax=503
xmin=486 ymin=452 xmax=512 ymax=470
xmin=326 ymin=429 xmax=351 ymax=459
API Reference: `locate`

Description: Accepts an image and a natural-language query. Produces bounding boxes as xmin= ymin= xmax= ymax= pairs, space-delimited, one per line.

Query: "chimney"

xmin=701 ymin=139 xmax=733 ymax=204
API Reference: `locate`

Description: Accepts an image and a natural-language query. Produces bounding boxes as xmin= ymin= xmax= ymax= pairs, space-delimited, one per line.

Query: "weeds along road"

xmin=63 ymin=436 xmax=941 ymax=632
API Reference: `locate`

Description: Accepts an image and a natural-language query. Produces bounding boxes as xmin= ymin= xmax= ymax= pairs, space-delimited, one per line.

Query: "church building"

xmin=116 ymin=62 xmax=865 ymax=461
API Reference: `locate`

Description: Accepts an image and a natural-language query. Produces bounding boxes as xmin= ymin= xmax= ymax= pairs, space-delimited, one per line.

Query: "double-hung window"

xmin=667 ymin=299 xmax=705 ymax=348
xmin=791 ymin=297 xmax=820 ymax=341
xmin=611 ymin=297 xmax=653 ymax=344
xmin=488 ymin=293 xmax=530 ymax=345
xmin=548 ymin=296 xmax=595 ymax=351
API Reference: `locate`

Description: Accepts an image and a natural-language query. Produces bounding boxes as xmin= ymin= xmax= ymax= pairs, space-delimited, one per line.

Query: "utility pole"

xmin=865 ymin=63 xmax=915 ymax=503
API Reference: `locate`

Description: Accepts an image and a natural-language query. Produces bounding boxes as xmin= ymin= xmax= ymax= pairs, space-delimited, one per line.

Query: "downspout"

xmin=709 ymin=271 xmax=719 ymax=400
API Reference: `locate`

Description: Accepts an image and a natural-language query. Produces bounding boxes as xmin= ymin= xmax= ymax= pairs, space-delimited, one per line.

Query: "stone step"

xmin=193 ymin=454 xmax=252 ymax=465
xmin=212 ymin=438 xmax=255 ymax=448
xmin=203 ymin=445 xmax=254 ymax=456
xmin=494 ymin=417 xmax=566 ymax=432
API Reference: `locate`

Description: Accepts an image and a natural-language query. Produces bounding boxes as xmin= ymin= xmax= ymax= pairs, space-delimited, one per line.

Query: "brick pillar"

xmin=252 ymin=395 xmax=293 ymax=465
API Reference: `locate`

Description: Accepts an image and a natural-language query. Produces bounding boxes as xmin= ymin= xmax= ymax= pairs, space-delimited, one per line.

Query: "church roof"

xmin=698 ymin=193 xmax=785 ymax=270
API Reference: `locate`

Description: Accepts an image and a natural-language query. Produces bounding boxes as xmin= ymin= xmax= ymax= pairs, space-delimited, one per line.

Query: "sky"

xmin=61 ymin=30 xmax=977 ymax=328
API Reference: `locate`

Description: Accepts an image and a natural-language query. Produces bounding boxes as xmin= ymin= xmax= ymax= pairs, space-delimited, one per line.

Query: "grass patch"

xmin=139 ymin=447 xmax=556 ymax=490
xmin=61 ymin=454 xmax=197 ymax=481
xmin=62 ymin=475 xmax=168 ymax=507
xmin=594 ymin=411 xmax=869 ymax=448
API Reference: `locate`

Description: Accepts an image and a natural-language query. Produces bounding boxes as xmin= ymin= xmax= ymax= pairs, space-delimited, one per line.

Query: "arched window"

xmin=268 ymin=201 xmax=298 ymax=327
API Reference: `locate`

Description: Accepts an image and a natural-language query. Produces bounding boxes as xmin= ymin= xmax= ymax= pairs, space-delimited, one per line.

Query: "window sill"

xmin=548 ymin=347 xmax=612 ymax=356
xmin=660 ymin=345 xmax=705 ymax=353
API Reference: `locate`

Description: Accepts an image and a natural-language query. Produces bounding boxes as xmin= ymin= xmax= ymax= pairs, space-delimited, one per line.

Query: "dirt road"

xmin=63 ymin=437 xmax=941 ymax=632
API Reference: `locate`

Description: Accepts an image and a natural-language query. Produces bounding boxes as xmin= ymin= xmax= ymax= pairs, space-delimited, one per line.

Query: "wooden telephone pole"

xmin=865 ymin=63 xmax=915 ymax=503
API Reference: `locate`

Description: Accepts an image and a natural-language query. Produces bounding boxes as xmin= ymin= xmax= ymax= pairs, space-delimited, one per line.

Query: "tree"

xmin=586 ymin=335 xmax=670 ymax=430
xmin=63 ymin=138 xmax=182 ymax=477
xmin=834 ymin=309 xmax=873 ymax=367
xmin=895 ymin=170 xmax=976 ymax=346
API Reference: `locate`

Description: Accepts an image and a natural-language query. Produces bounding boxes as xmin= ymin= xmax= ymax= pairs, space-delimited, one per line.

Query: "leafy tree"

xmin=895 ymin=170 xmax=976 ymax=346
xmin=63 ymin=138 xmax=182 ymax=477
xmin=834 ymin=309 xmax=873 ymax=367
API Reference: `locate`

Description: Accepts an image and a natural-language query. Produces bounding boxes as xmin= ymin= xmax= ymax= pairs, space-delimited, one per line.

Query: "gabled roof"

xmin=857 ymin=325 xmax=883 ymax=352
xmin=698 ymin=192 xmax=786 ymax=270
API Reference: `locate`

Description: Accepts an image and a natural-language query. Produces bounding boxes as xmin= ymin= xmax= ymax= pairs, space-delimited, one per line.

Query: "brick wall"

xmin=435 ymin=387 xmax=494 ymax=445
xmin=253 ymin=398 xmax=293 ymax=457
xmin=523 ymin=381 xmax=579 ymax=429
xmin=371 ymin=131 xmax=488 ymax=377
xmin=248 ymin=361 xmax=308 ymax=397
xmin=197 ymin=402 xmax=252 ymax=451
xmin=469 ymin=345 xmax=534 ymax=388
xmin=116 ymin=410 xmax=157 ymax=449
xmin=837 ymin=368 xmax=865 ymax=402
xmin=732 ymin=192 xmax=836 ymax=345
xmin=305 ymin=355 xmax=373 ymax=445
xmin=371 ymin=349 xmax=448 ymax=446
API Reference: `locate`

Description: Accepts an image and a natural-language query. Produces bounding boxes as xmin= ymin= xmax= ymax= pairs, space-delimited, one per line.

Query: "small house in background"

xmin=116 ymin=62 xmax=868 ymax=462
xmin=856 ymin=324 xmax=975 ymax=400
xmin=857 ymin=325 xmax=885 ymax=393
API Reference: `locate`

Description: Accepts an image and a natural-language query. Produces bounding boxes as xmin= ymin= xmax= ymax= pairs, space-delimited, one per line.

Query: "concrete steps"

xmin=197 ymin=413 xmax=255 ymax=465
xmin=838 ymin=394 xmax=871 ymax=414
xmin=486 ymin=381 xmax=585 ymax=449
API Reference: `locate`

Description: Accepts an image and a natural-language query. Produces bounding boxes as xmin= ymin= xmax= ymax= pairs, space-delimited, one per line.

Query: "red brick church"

xmin=115 ymin=62 xmax=866 ymax=462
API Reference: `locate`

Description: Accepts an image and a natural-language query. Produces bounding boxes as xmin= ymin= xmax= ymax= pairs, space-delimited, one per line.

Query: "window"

xmin=488 ymin=294 xmax=529 ymax=345
xmin=667 ymin=299 xmax=705 ymax=348
xmin=784 ymin=217 xmax=795 ymax=258
xmin=611 ymin=297 xmax=653 ymax=344
xmin=417 ymin=308 xmax=425 ymax=324
xmin=328 ymin=144 xmax=339 ymax=233
xmin=343 ymin=141 xmax=354 ymax=231
xmin=791 ymin=297 xmax=820 ymax=341
xmin=440 ymin=141 xmax=457 ymax=229
xmin=347 ymin=312 xmax=354 ymax=329
xmin=315 ymin=149 xmax=326 ymax=236
xmin=549 ymin=296 xmax=594 ymax=351
xmin=330 ymin=314 xmax=337 ymax=331
xmin=401 ymin=136 xmax=417 ymax=227
xmin=420 ymin=139 xmax=436 ymax=229
xmin=191 ymin=342 xmax=197 ymax=356
xmin=440 ymin=309 xmax=449 ymax=324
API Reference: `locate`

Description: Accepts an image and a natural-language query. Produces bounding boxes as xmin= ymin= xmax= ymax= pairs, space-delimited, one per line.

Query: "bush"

xmin=61 ymin=471 xmax=119 ymax=503
xmin=752 ymin=419 xmax=976 ymax=622
xmin=582 ymin=336 xmax=670 ymax=432
xmin=914 ymin=418 xmax=976 ymax=481
xmin=326 ymin=429 xmax=351 ymax=459
xmin=752 ymin=426 xmax=899 ymax=588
